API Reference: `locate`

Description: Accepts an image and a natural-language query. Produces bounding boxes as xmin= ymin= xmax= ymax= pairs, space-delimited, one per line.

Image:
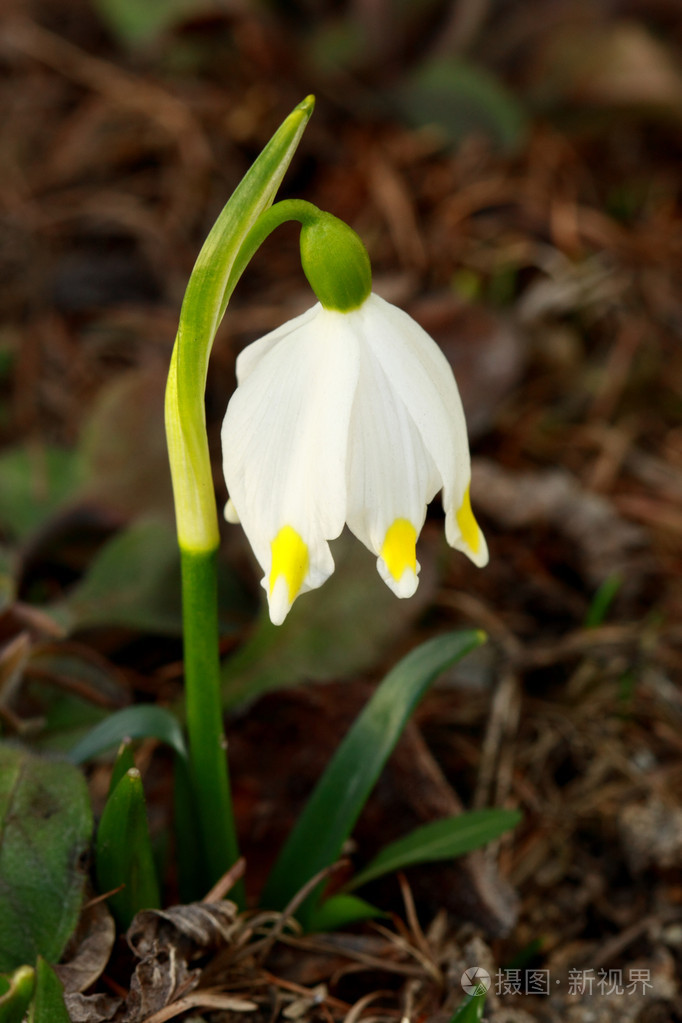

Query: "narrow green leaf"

xmin=450 ymin=993 xmax=486 ymax=1022
xmin=69 ymin=705 xmax=187 ymax=765
xmin=30 ymin=959 xmax=70 ymax=1023
xmin=261 ymin=630 xmax=485 ymax=921
xmin=584 ymin=573 xmax=622 ymax=628
xmin=95 ymin=768 xmax=161 ymax=930
xmin=0 ymin=966 xmax=35 ymax=1023
xmin=0 ymin=745 xmax=92 ymax=972
xmin=346 ymin=809 xmax=521 ymax=892
xmin=306 ymin=894 xmax=386 ymax=933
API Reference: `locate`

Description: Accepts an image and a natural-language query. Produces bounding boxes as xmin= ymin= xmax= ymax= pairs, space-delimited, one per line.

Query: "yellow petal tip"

xmin=380 ymin=518 xmax=417 ymax=583
xmin=269 ymin=525 xmax=309 ymax=604
xmin=455 ymin=485 xmax=481 ymax=556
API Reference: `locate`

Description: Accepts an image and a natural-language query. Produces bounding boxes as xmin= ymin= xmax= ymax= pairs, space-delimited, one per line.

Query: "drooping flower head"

xmin=221 ymin=208 xmax=488 ymax=624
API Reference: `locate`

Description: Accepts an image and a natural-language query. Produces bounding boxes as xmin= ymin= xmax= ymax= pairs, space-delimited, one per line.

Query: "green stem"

xmin=171 ymin=202 xmax=319 ymax=898
xmin=164 ymin=98 xmax=314 ymax=902
xmin=219 ymin=200 xmax=320 ymax=321
xmin=181 ymin=547 xmax=243 ymax=902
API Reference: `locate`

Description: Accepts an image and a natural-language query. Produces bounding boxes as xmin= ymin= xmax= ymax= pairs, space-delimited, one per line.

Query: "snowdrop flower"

xmin=221 ymin=210 xmax=487 ymax=624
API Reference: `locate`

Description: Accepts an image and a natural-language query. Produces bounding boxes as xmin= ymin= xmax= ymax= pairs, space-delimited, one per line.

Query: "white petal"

xmin=358 ymin=294 xmax=487 ymax=566
xmin=235 ymin=303 xmax=321 ymax=385
xmin=344 ymin=318 xmax=441 ymax=597
xmin=222 ymin=305 xmax=359 ymax=621
xmin=224 ymin=498 xmax=240 ymax=523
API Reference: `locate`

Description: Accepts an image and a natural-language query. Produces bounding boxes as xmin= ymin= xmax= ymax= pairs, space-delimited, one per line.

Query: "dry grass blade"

xmin=342 ymin=989 xmax=398 ymax=1023
xmin=278 ymin=934 xmax=427 ymax=981
xmin=202 ymin=856 xmax=246 ymax=903
xmin=248 ymin=859 xmax=350 ymax=965
xmin=396 ymin=874 xmax=441 ymax=981
xmin=139 ymin=988 xmax=258 ymax=1023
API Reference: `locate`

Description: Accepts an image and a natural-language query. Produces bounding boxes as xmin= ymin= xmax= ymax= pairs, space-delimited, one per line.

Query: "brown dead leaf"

xmin=63 ymin=992 xmax=123 ymax=1023
xmin=55 ymin=900 xmax=116 ymax=994
xmin=116 ymin=901 xmax=242 ymax=1023
xmin=122 ymin=948 xmax=199 ymax=1023
xmin=126 ymin=901 xmax=240 ymax=960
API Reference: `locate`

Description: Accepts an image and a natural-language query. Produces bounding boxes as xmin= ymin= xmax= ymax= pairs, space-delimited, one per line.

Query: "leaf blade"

xmin=68 ymin=705 xmax=187 ymax=765
xmin=95 ymin=768 xmax=161 ymax=930
xmin=261 ymin=630 xmax=485 ymax=920
xmin=30 ymin=959 xmax=70 ymax=1023
xmin=306 ymin=894 xmax=387 ymax=933
xmin=346 ymin=809 xmax=521 ymax=891
xmin=0 ymin=746 xmax=92 ymax=971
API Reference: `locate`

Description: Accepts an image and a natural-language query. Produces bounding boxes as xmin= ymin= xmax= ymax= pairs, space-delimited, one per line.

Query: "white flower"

xmin=221 ymin=292 xmax=488 ymax=624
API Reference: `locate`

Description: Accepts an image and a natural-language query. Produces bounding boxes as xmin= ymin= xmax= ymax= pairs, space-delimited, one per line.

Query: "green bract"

xmin=165 ymin=96 xmax=314 ymax=555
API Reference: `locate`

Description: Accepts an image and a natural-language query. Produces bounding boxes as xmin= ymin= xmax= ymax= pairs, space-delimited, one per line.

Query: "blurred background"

xmin=1 ymin=0 xmax=681 ymax=1017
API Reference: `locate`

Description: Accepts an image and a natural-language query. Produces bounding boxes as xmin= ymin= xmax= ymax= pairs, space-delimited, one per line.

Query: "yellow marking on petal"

xmin=380 ymin=518 xmax=417 ymax=582
xmin=455 ymin=485 xmax=481 ymax=555
xmin=270 ymin=526 xmax=309 ymax=603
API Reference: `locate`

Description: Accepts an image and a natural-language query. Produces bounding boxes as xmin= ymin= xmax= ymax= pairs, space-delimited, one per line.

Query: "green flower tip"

xmin=300 ymin=212 xmax=372 ymax=312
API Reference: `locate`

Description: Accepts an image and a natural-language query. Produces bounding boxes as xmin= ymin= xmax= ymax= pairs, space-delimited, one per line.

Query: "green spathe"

xmin=300 ymin=212 xmax=372 ymax=311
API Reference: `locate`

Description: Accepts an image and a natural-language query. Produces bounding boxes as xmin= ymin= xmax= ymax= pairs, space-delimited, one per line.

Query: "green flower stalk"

xmin=164 ymin=97 xmax=314 ymax=893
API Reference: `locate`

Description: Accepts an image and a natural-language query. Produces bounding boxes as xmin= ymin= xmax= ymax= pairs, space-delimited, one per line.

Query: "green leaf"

xmin=93 ymin=0 xmax=218 ymax=45
xmin=0 ymin=745 xmax=93 ymax=971
xmin=47 ymin=518 xmax=184 ymax=636
xmin=306 ymin=894 xmax=386 ymax=933
xmin=69 ymin=705 xmax=187 ymax=765
xmin=96 ymin=768 xmax=161 ymax=930
xmin=29 ymin=958 xmax=70 ymax=1023
xmin=396 ymin=56 xmax=528 ymax=153
xmin=0 ymin=445 xmax=82 ymax=541
xmin=450 ymin=993 xmax=486 ymax=1022
xmin=261 ymin=630 xmax=485 ymax=922
xmin=584 ymin=573 xmax=622 ymax=628
xmin=0 ymin=966 xmax=35 ymax=1023
xmin=347 ymin=809 xmax=521 ymax=891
